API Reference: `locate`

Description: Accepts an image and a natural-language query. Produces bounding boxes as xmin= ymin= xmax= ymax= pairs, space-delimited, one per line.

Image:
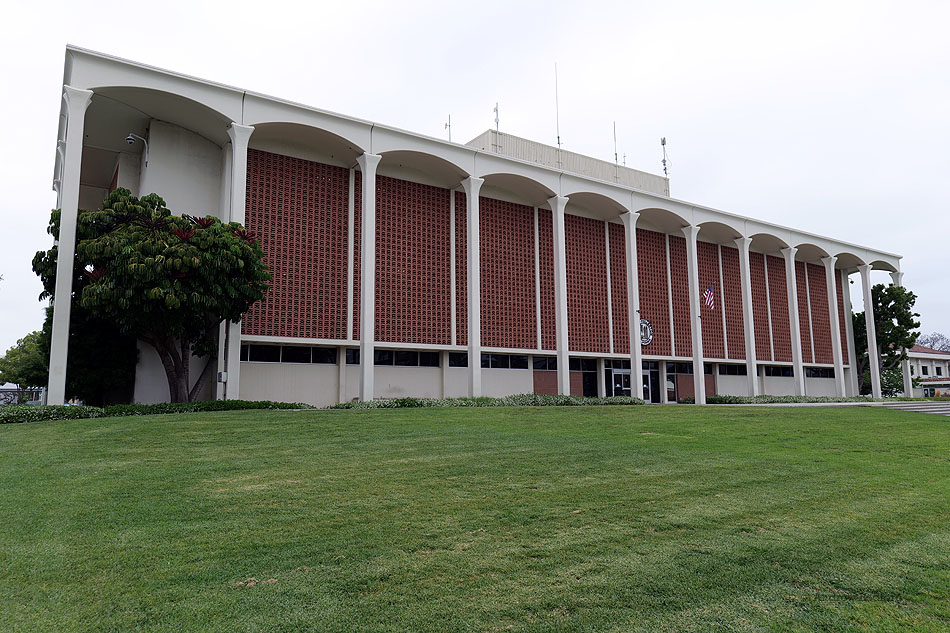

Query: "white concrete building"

xmin=45 ymin=46 xmax=909 ymax=406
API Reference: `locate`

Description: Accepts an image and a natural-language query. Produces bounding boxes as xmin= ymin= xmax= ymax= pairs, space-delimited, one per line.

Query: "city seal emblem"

xmin=640 ymin=318 xmax=653 ymax=346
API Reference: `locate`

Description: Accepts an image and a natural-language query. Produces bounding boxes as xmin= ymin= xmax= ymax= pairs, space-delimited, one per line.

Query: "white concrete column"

xmin=682 ymin=225 xmax=705 ymax=404
xmin=822 ymin=257 xmax=847 ymax=396
xmin=596 ymin=358 xmax=606 ymax=397
xmin=659 ymin=361 xmax=669 ymax=404
xmin=620 ymin=212 xmax=643 ymax=377
xmin=223 ymin=123 xmax=254 ymax=400
xmin=47 ymin=86 xmax=94 ymax=406
xmin=338 ymin=346 xmax=347 ymax=404
xmin=440 ymin=350 xmax=450 ymax=398
xmin=858 ymin=264 xmax=882 ymax=398
xmin=735 ymin=237 xmax=759 ymax=396
xmin=842 ymin=271 xmax=860 ymax=396
xmin=357 ymin=153 xmax=382 ymax=401
xmin=890 ymin=270 xmax=913 ymax=397
xmin=782 ymin=248 xmax=806 ymax=395
xmin=549 ymin=195 xmax=571 ymax=395
xmin=463 ymin=177 xmax=485 ymax=397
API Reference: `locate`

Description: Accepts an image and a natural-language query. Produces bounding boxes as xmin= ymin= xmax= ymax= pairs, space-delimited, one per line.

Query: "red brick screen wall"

xmin=720 ymin=245 xmax=745 ymax=360
xmin=836 ymin=270 xmax=850 ymax=364
xmin=374 ymin=176 xmax=451 ymax=345
xmin=609 ymin=223 xmax=629 ymax=354
xmin=243 ymin=149 xmax=349 ymax=339
xmin=807 ymin=262 xmax=833 ymax=364
xmin=352 ymin=171 xmax=362 ymax=339
xmin=697 ymin=241 xmax=725 ymax=359
xmin=766 ymin=255 xmax=793 ymax=363
xmin=637 ymin=229 xmax=671 ymax=356
xmin=749 ymin=252 xmax=772 ymax=361
xmin=480 ymin=197 xmax=537 ymax=349
xmin=669 ymin=235 xmax=692 ymax=357
xmin=796 ymin=261 xmax=813 ymax=363
xmin=454 ymin=191 xmax=467 ymax=346
xmin=538 ymin=208 xmax=556 ymax=351
xmin=565 ymin=214 xmax=610 ymax=353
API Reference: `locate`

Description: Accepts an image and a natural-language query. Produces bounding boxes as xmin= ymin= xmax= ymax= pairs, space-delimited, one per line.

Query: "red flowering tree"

xmin=34 ymin=189 xmax=270 ymax=402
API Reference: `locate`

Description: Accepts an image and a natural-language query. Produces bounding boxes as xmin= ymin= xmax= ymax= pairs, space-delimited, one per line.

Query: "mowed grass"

xmin=1 ymin=406 xmax=949 ymax=632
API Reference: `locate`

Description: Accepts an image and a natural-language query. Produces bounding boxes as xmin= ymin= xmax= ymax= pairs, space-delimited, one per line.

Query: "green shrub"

xmin=328 ymin=394 xmax=646 ymax=409
xmin=0 ymin=405 xmax=104 ymax=424
xmin=704 ymin=394 xmax=873 ymax=404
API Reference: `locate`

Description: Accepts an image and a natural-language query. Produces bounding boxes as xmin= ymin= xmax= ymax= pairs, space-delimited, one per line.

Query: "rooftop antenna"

xmin=623 ymin=152 xmax=627 ymax=167
xmin=613 ymin=121 xmax=619 ymax=181
xmin=555 ymin=62 xmax=562 ymax=168
xmin=445 ymin=114 xmax=451 ymax=142
xmin=660 ymin=137 xmax=670 ymax=177
xmin=493 ymin=103 xmax=499 ymax=132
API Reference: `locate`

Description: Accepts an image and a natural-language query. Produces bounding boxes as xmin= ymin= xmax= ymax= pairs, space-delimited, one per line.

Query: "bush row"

xmin=329 ymin=393 xmax=646 ymax=409
xmin=703 ymin=394 xmax=874 ymax=404
xmin=0 ymin=400 xmax=313 ymax=424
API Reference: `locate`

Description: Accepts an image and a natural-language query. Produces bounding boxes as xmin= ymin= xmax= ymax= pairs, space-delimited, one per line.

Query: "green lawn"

xmin=1 ymin=406 xmax=949 ymax=632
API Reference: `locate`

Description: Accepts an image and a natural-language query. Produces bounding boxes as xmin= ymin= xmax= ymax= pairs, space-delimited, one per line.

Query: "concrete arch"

xmin=243 ymin=92 xmax=370 ymax=154
xmin=564 ymin=191 xmax=628 ymax=220
xmin=698 ymin=220 xmax=743 ymax=245
xmin=794 ymin=242 xmax=830 ymax=262
xmin=869 ymin=259 xmax=899 ymax=273
xmin=749 ymin=232 xmax=790 ymax=254
xmin=635 ymin=206 xmax=690 ymax=234
xmin=372 ymin=127 xmax=474 ymax=177
xmin=250 ymin=121 xmax=363 ymax=168
xmin=479 ymin=172 xmax=557 ymax=208
xmin=377 ymin=149 xmax=471 ymax=189
xmin=560 ymin=175 xmax=631 ymax=213
xmin=834 ymin=251 xmax=867 ymax=270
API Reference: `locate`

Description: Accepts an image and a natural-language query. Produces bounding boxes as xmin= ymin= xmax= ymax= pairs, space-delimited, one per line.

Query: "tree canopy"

xmin=917 ymin=332 xmax=950 ymax=352
xmin=33 ymin=189 xmax=270 ymax=402
xmin=852 ymin=282 xmax=920 ymax=395
xmin=0 ymin=331 xmax=47 ymax=391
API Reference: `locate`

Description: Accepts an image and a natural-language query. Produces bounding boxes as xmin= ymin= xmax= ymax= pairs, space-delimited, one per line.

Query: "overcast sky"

xmin=1 ymin=0 xmax=948 ymax=356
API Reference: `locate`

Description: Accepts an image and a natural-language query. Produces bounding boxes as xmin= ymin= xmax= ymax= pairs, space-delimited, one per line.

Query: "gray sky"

xmin=1 ymin=0 xmax=948 ymax=356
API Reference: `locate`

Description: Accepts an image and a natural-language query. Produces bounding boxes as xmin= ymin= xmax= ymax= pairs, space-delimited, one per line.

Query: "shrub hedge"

xmin=328 ymin=394 xmax=646 ymax=409
xmin=704 ymin=395 xmax=874 ymax=404
xmin=0 ymin=400 xmax=313 ymax=424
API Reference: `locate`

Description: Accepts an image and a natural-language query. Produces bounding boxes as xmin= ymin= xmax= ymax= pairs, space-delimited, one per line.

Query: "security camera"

xmin=125 ymin=134 xmax=135 ymax=145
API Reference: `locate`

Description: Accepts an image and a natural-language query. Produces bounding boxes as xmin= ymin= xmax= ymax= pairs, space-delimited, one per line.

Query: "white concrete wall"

xmin=375 ymin=366 xmax=443 ymax=398
xmin=444 ymin=367 xmax=469 ymax=398
xmin=804 ymin=377 xmax=837 ymax=397
xmin=762 ymin=375 xmax=797 ymax=396
xmin=482 ymin=368 xmax=534 ymax=397
xmin=139 ymin=120 xmax=222 ymax=217
xmin=116 ymin=151 xmax=141 ymax=195
xmin=239 ymin=362 xmax=339 ymax=407
xmin=716 ymin=374 xmax=750 ymax=397
xmin=79 ymin=185 xmax=107 ymax=211
xmin=133 ymin=341 xmax=214 ymax=404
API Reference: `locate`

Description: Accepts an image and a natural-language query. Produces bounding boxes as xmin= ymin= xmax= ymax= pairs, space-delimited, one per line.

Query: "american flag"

xmin=703 ymin=285 xmax=715 ymax=310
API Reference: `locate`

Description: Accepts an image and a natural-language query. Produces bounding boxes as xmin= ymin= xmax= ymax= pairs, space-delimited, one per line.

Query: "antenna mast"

xmin=445 ymin=114 xmax=451 ymax=142
xmin=555 ymin=62 xmax=562 ymax=168
xmin=661 ymin=137 xmax=669 ymax=177
xmin=494 ymin=103 xmax=499 ymax=132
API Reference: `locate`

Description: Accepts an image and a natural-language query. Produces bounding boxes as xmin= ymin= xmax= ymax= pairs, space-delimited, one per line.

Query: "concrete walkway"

xmin=874 ymin=401 xmax=950 ymax=416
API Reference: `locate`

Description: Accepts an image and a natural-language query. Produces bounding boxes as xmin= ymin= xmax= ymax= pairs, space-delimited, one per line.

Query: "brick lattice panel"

xmin=749 ymin=252 xmax=772 ymax=361
xmin=720 ymin=245 xmax=746 ymax=360
xmin=766 ymin=255 xmax=793 ymax=363
xmin=352 ymin=171 xmax=362 ymax=339
xmin=565 ymin=214 xmax=610 ymax=353
xmin=243 ymin=149 xmax=349 ymax=339
xmin=454 ymin=191 xmax=467 ymax=346
xmin=836 ymin=270 xmax=850 ymax=364
xmin=480 ymin=197 xmax=537 ymax=349
xmin=796 ymin=261 xmax=813 ymax=363
xmin=697 ymin=241 xmax=725 ymax=359
xmin=609 ymin=222 xmax=629 ymax=354
xmin=374 ymin=176 xmax=451 ymax=345
xmin=807 ymin=262 xmax=833 ymax=364
xmin=668 ymin=235 xmax=692 ymax=358
xmin=637 ymin=229 xmax=671 ymax=356
xmin=538 ymin=208 xmax=557 ymax=351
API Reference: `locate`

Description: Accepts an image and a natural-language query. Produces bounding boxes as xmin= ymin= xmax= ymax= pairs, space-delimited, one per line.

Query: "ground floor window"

xmin=718 ymin=364 xmax=748 ymax=376
xmin=805 ymin=367 xmax=835 ymax=378
xmin=481 ymin=353 xmax=530 ymax=369
xmin=241 ymin=344 xmax=337 ymax=365
xmin=764 ymin=366 xmax=794 ymax=377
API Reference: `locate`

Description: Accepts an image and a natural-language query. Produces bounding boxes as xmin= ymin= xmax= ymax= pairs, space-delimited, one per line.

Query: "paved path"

xmin=876 ymin=401 xmax=950 ymax=416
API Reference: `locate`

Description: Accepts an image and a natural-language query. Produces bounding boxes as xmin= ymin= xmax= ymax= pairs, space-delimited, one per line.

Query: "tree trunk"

xmin=147 ymin=337 xmax=189 ymax=403
xmin=189 ymin=356 xmax=215 ymax=402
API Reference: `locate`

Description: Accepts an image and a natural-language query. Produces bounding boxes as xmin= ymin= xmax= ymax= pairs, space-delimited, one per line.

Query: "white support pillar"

xmin=858 ymin=264 xmax=882 ymax=398
xmin=549 ymin=195 xmax=571 ymax=395
xmin=357 ymin=153 xmax=382 ymax=402
xmin=659 ymin=361 xmax=669 ymax=404
xmin=596 ymin=358 xmax=606 ymax=397
xmin=782 ymin=247 xmax=806 ymax=396
xmin=842 ymin=271 xmax=860 ymax=396
xmin=620 ymin=212 xmax=643 ymax=378
xmin=890 ymin=270 xmax=913 ymax=397
xmin=47 ymin=86 xmax=94 ymax=406
xmin=735 ymin=237 xmax=759 ymax=396
xmin=682 ymin=225 xmax=705 ymax=404
xmin=822 ymin=257 xmax=847 ymax=396
xmin=463 ymin=177 xmax=485 ymax=397
xmin=223 ymin=123 xmax=254 ymax=400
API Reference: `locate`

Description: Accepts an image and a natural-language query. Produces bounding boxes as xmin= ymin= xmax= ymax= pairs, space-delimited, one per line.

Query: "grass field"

xmin=1 ymin=406 xmax=949 ymax=632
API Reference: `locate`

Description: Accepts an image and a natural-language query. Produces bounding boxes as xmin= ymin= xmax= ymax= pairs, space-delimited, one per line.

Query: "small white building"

xmin=908 ymin=345 xmax=950 ymax=397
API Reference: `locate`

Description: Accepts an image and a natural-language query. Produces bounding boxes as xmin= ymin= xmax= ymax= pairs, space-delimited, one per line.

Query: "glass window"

xmin=374 ymin=350 xmax=394 ymax=366
xmin=922 ymin=366 xmax=929 ymax=376
xmin=481 ymin=353 xmax=491 ymax=368
xmin=394 ymin=351 xmax=419 ymax=366
xmin=491 ymin=354 xmax=510 ymax=369
xmin=419 ymin=352 xmax=440 ymax=367
xmin=569 ymin=357 xmax=581 ymax=371
xmin=248 ymin=344 xmax=281 ymax=363
xmin=580 ymin=358 xmax=597 ymax=373
xmin=346 ymin=349 xmax=360 ymax=365
xmin=509 ymin=355 xmax=529 ymax=369
xmin=449 ymin=352 xmax=468 ymax=367
xmin=938 ymin=367 xmax=943 ymax=376
xmin=313 ymin=347 xmax=337 ymax=365
xmin=240 ymin=345 xmax=249 ymax=362
xmin=281 ymin=346 xmax=312 ymax=364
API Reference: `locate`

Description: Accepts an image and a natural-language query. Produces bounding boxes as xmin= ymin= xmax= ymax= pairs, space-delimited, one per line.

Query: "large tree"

xmin=852 ymin=282 xmax=920 ymax=395
xmin=917 ymin=332 xmax=950 ymax=352
xmin=34 ymin=189 xmax=270 ymax=403
xmin=0 ymin=332 xmax=47 ymax=402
